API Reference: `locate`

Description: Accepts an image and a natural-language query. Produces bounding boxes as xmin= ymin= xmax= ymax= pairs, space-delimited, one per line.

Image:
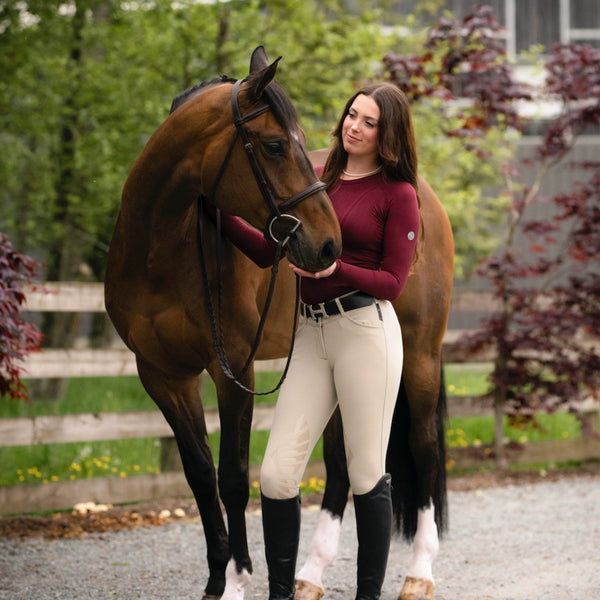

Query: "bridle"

xmin=207 ymin=78 xmax=327 ymax=244
xmin=198 ymin=78 xmax=326 ymax=395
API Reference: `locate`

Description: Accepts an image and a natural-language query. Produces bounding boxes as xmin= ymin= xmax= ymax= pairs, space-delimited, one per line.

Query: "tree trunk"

xmin=33 ymin=1 xmax=87 ymax=400
xmin=215 ymin=3 xmax=231 ymax=74
xmin=493 ymin=386 xmax=507 ymax=469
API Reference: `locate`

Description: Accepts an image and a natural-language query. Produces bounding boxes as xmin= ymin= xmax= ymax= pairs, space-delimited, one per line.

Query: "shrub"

xmin=0 ymin=233 xmax=42 ymax=400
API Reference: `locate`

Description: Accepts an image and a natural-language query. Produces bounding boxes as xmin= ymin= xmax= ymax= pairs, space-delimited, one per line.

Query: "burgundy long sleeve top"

xmin=218 ymin=169 xmax=420 ymax=304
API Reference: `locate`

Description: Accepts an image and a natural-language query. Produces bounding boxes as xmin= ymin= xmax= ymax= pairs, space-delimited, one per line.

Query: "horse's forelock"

xmin=260 ymin=80 xmax=300 ymax=135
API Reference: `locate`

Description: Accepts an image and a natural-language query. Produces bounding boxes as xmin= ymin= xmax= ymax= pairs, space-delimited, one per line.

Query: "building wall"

xmin=388 ymin=2 xmax=599 ymax=330
xmin=447 ymin=135 xmax=598 ymax=331
xmin=421 ymin=1 xmax=600 ymax=330
xmin=391 ymin=0 xmax=600 ymax=54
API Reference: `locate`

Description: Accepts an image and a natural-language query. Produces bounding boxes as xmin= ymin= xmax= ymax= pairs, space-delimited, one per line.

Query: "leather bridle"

xmin=199 ymin=78 xmax=325 ymax=394
xmin=207 ymin=78 xmax=327 ymax=244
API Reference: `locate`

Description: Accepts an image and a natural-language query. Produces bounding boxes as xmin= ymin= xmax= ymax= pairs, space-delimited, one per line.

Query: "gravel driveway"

xmin=1 ymin=475 xmax=599 ymax=599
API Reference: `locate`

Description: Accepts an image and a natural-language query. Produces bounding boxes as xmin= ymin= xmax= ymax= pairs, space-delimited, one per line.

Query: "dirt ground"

xmin=2 ymin=463 xmax=599 ymax=540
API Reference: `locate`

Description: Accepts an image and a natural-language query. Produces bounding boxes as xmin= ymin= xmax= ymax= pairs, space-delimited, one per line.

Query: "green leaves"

xmin=1 ymin=0 xmax=393 ymax=277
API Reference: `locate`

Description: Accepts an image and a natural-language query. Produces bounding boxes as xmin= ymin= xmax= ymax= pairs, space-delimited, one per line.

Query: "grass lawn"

xmin=0 ymin=367 xmax=595 ymax=487
xmin=0 ymin=372 xmax=284 ymax=487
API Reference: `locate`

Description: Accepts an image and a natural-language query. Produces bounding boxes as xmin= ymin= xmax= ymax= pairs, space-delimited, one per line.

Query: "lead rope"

xmin=198 ymin=197 xmax=301 ymax=395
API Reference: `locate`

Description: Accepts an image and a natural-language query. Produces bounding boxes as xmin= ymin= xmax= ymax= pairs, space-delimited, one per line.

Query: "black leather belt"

xmin=301 ymin=291 xmax=374 ymax=320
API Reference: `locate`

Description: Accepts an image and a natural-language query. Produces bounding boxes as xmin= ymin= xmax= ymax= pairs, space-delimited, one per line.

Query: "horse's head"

xmin=199 ymin=46 xmax=342 ymax=272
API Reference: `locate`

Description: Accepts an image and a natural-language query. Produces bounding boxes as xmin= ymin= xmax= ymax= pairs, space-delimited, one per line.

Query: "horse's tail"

xmin=386 ymin=365 xmax=448 ymax=541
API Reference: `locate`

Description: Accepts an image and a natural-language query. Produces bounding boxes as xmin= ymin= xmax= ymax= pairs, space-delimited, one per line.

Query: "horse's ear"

xmin=249 ymin=45 xmax=270 ymax=73
xmin=247 ymin=46 xmax=281 ymax=100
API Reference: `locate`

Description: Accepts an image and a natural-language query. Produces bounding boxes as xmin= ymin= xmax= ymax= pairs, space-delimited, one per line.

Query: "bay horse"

xmin=105 ymin=46 xmax=342 ymax=599
xmin=106 ymin=45 xmax=454 ymax=600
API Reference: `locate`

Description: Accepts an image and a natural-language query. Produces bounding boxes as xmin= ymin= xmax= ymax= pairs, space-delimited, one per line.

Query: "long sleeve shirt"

xmin=217 ymin=170 xmax=420 ymax=304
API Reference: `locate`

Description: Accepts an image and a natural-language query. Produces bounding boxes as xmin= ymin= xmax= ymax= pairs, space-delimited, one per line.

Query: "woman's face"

xmin=342 ymin=94 xmax=380 ymax=161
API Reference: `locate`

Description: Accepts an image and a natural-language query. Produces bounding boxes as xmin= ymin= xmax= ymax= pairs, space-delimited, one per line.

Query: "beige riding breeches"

xmin=260 ymin=299 xmax=403 ymax=499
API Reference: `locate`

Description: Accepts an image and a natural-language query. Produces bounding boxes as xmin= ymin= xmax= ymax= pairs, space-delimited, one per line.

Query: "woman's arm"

xmin=294 ymin=187 xmax=420 ymax=300
xmin=217 ymin=211 xmax=279 ymax=268
xmin=338 ymin=192 xmax=419 ymax=299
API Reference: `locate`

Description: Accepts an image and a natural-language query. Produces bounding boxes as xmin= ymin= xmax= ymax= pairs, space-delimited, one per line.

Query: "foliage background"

xmin=0 ymin=0 xmax=508 ymax=284
xmin=1 ymin=1 xmax=598 ymax=470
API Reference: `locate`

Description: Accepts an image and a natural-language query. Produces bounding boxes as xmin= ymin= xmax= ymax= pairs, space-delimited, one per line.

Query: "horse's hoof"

xmin=398 ymin=576 xmax=434 ymax=600
xmin=295 ymin=578 xmax=325 ymax=600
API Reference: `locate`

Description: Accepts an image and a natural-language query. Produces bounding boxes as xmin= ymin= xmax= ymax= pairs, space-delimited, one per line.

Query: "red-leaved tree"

xmin=0 ymin=233 xmax=42 ymax=400
xmin=384 ymin=5 xmax=532 ymax=143
xmin=383 ymin=5 xmax=600 ymax=467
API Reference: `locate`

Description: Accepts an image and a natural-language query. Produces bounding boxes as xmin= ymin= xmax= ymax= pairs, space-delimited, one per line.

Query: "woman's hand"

xmin=289 ymin=261 xmax=338 ymax=279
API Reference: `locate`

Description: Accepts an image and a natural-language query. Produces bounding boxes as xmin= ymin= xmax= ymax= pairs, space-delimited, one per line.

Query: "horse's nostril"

xmin=320 ymin=238 xmax=339 ymax=266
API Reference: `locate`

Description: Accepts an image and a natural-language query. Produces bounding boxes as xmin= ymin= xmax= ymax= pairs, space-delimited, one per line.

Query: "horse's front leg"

xmin=295 ymin=409 xmax=349 ymax=600
xmin=212 ymin=366 xmax=255 ymax=600
xmin=135 ymin=358 xmax=229 ymax=600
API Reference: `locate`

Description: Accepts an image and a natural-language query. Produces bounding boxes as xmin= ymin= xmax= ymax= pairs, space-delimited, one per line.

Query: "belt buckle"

xmin=308 ymin=303 xmax=327 ymax=320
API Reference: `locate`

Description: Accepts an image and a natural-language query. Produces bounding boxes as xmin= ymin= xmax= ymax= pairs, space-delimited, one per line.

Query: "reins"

xmin=207 ymin=78 xmax=326 ymax=244
xmin=198 ymin=78 xmax=323 ymax=395
xmin=197 ymin=199 xmax=301 ymax=395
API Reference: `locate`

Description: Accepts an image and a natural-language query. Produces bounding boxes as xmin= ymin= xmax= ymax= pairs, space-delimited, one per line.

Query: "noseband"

xmin=207 ymin=78 xmax=327 ymax=244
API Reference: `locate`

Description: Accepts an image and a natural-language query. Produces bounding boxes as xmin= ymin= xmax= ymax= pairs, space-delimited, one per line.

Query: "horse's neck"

xmin=116 ymin=165 xmax=200 ymax=276
xmin=121 ymin=157 xmax=198 ymax=233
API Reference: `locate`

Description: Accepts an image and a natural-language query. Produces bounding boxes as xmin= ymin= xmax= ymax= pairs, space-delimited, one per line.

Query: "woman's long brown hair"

xmin=322 ymin=82 xmax=422 ymax=261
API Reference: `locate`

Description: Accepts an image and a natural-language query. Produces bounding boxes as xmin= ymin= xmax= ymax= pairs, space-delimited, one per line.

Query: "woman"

xmin=219 ymin=82 xmax=420 ymax=600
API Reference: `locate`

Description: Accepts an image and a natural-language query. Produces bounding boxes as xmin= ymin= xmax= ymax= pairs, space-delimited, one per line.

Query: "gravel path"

xmin=1 ymin=475 xmax=599 ymax=599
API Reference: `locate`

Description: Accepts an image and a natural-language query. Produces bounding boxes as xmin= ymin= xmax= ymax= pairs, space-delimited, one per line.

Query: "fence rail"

xmin=1 ymin=282 xmax=598 ymax=515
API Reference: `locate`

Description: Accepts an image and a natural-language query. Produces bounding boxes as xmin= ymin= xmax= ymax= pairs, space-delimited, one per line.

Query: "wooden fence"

xmin=0 ymin=282 xmax=598 ymax=515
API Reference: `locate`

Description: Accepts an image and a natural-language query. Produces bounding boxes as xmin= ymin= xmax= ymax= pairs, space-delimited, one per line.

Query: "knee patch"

xmin=261 ymin=416 xmax=312 ymax=499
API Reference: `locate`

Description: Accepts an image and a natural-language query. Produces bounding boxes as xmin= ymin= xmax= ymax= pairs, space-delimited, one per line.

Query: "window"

xmin=567 ymin=0 xmax=600 ymax=47
xmin=445 ymin=0 xmax=600 ymax=55
xmin=515 ymin=1 xmax=560 ymax=53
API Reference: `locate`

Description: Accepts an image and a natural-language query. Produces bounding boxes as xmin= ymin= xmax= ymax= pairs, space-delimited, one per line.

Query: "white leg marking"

xmin=220 ymin=558 xmax=252 ymax=600
xmin=406 ymin=503 xmax=439 ymax=582
xmin=296 ymin=509 xmax=342 ymax=589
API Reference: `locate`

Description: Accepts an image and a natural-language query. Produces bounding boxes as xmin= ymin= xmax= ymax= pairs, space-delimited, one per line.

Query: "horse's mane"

xmin=169 ymin=73 xmax=299 ymax=133
xmin=169 ymin=75 xmax=235 ymax=114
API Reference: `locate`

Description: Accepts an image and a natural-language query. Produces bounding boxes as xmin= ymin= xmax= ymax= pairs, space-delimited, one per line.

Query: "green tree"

xmin=0 ymin=0 xmax=397 ymax=270
xmin=0 ymin=0 xmax=398 ymax=397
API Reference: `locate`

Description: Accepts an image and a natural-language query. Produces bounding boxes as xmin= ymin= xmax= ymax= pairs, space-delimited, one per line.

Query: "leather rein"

xmin=198 ymin=78 xmax=326 ymax=395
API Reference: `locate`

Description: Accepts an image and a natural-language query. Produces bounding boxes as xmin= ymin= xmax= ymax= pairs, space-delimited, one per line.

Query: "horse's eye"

xmin=262 ymin=141 xmax=286 ymax=157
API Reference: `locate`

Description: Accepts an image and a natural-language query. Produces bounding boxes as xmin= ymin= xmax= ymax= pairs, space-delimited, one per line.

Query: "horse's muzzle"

xmin=286 ymin=233 xmax=341 ymax=273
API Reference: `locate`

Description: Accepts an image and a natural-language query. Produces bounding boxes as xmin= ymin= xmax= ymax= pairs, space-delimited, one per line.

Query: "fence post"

xmin=159 ymin=438 xmax=183 ymax=472
xmin=493 ymin=389 xmax=508 ymax=469
xmin=578 ymin=409 xmax=599 ymax=438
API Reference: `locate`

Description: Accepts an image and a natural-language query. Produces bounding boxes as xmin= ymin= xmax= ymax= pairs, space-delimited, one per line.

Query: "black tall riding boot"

xmin=261 ymin=494 xmax=301 ymax=600
xmin=353 ymin=474 xmax=393 ymax=600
